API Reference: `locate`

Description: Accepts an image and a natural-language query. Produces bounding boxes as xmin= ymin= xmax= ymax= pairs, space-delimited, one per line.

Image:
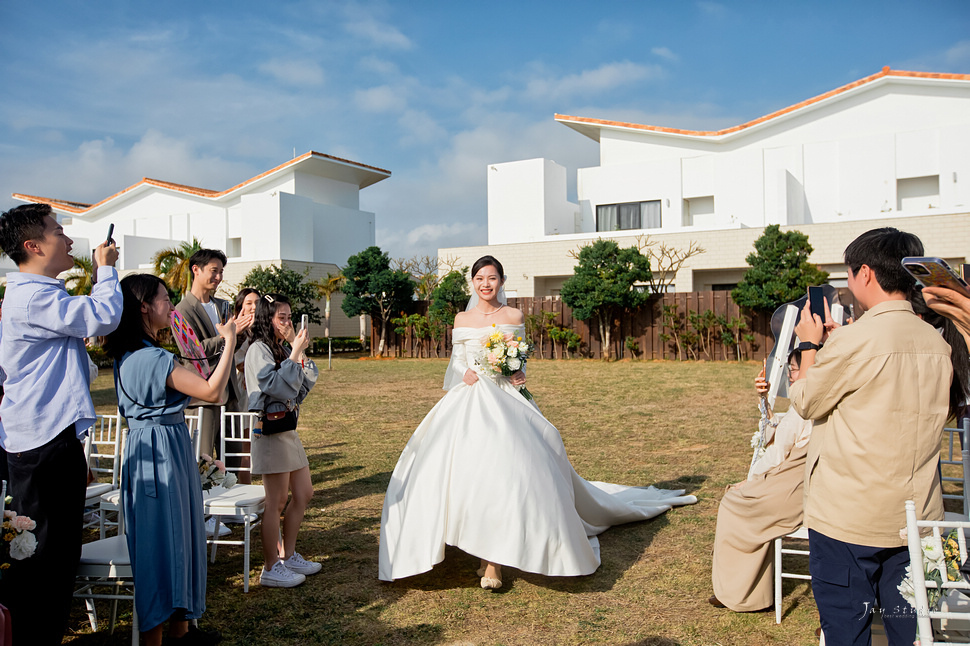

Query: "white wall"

xmin=488 ymin=159 xmax=549 ymax=244
xmin=292 ymin=171 xmax=360 ymax=210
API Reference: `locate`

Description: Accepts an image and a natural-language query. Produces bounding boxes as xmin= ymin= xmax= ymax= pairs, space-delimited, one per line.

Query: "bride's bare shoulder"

xmin=453 ymin=310 xmax=473 ymax=327
xmin=496 ymin=307 xmax=525 ymax=325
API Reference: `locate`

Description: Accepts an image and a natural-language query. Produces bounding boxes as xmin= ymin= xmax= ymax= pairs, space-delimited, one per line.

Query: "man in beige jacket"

xmin=789 ymin=227 xmax=952 ymax=645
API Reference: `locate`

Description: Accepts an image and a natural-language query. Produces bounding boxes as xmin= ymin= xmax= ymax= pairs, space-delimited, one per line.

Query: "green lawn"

xmin=70 ymin=357 xmax=826 ymax=645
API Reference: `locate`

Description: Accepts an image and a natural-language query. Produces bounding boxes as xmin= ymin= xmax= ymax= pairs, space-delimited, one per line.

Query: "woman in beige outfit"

xmin=711 ymin=351 xmax=812 ymax=612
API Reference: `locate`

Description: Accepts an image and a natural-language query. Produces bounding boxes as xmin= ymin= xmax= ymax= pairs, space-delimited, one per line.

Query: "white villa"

xmin=441 ymin=67 xmax=970 ymax=296
xmin=9 ymin=151 xmax=390 ymax=337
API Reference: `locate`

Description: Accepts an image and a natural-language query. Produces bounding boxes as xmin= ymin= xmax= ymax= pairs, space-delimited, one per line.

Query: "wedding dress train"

xmin=378 ymin=325 xmax=697 ymax=581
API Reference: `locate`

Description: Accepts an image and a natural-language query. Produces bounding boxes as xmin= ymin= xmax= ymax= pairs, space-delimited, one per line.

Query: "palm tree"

xmin=64 ymin=255 xmax=94 ymax=296
xmin=316 ymin=271 xmax=346 ymax=370
xmin=152 ymin=238 xmax=203 ymax=298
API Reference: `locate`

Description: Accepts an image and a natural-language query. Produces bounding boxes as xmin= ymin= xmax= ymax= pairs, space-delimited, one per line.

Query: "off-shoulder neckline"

xmin=454 ymin=324 xmax=523 ymax=331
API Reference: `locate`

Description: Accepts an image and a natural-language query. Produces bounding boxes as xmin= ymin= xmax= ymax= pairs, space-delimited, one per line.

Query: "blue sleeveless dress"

xmin=116 ymin=346 xmax=207 ymax=631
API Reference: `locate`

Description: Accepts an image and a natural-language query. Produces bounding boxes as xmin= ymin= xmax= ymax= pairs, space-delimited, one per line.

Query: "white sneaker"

xmin=284 ymin=552 xmax=322 ymax=576
xmin=259 ymin=560 xmax=306 ymax=588
xmin=205 ymin=517 xmax=231 ymax=538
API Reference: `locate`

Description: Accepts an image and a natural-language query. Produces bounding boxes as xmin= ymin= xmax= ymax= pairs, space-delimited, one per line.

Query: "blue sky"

xmin=1 ymin=1 xmax=968 ymax=261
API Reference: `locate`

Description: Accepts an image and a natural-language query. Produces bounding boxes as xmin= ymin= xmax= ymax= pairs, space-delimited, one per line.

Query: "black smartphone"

xmin=106 ymin=223 xmax=114 ymax=245
xmin=808 ymin=285 xmax=825 ymax=321
xmin=901 ymin=257 xmax=970 ymax=298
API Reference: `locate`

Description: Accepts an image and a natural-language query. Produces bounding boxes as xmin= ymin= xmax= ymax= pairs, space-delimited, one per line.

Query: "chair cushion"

xmin=85 ymin=483 xmax=113 ymax=500
xmin=79 ymin=535 xmax=130 ymax=566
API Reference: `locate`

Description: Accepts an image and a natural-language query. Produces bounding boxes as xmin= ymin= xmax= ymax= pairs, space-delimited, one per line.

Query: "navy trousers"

xmin=0 ymin=426 xmax=87 ymax=646
xmin=809 ymin=529 xmax=917 ymax=646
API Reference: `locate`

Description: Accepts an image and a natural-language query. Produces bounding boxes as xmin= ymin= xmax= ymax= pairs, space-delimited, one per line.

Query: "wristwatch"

xmin=796 ymin=341 xmax=821 ymax=352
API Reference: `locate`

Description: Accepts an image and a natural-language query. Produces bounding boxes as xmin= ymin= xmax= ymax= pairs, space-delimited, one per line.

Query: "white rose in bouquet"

xmin=9 ymin=530 xmax=37 ymax=560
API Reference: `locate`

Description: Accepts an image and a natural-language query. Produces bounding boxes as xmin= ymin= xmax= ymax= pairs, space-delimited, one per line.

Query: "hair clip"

xmin=263 ymin=294 xmax=275 ymax=303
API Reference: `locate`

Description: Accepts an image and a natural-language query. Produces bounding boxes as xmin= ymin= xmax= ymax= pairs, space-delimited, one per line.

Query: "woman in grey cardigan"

xmin=246 ymin=293 xmax=320 ymax=588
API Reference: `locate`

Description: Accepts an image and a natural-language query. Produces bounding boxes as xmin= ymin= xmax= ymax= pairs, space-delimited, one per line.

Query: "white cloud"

xmin=898 ymin=39 xmax=970 ymax=75
xmin=697 ymin=1 xmax=727 ymax=18
xmin=363 ymin=112 xmax=600 ymax=259
xmin=524 ymin=61 xmax=664 ymax=102
xmin=344 ymin=17 xmax=412 ymax=50
xmin=405 ymin=222 xmax=483 ymax=247
xmin=1 ymin=130 xmax=254 ymax=207
xmin=398 ymin=110 xmax=448 ymax=147
xmin=355 ymin=85 xmax=407 ymax=113
xmin=652 ymin=46 xmax=679 ymax=62
xmin=258 ymin=59 xmax=325 ymax=86
xmin=358 ymin=55 xmax=400 ymax=76
xmin=944 ymin=40 xmax=970 ymax=68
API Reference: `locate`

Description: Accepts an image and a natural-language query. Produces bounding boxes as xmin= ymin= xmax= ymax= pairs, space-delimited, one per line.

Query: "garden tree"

xmin=731 ymin=225 xmax=829 ymax=313
xmin=315 ymin=272 xmax=346 ymax=338
xmin=635 ymin=235 xmax=706 ymax=294
xmin=64 ymin=255 xmax=94 ymax=296
xmin=394 ymin=254 xmax=464 ymax=300
xmin=560 ymin=239 xmax=653 ymax=361
xmin=341 ymin=246 xmax=415 ymax=356
xmin=428 ymin=268 xmax=470 ymax=326
xmin=241 ymin=264 xmax=322 ymax=324
xmin=152 ymin=237 xmax=203 ymax=300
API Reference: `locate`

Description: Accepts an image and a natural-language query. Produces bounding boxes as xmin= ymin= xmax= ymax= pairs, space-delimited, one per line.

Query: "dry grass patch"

xmin=70 ymin=357 xmax=824 ymax=645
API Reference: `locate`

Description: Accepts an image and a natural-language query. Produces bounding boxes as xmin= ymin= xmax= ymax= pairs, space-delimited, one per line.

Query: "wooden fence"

xmin=372 ymin=289 xmax=859 ymax=361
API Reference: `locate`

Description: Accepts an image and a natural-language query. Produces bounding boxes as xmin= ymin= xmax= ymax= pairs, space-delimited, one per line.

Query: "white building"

xmin=443 ymin=67 xmax=970 ymax=295
xmin=10 ymin=151 xmax=390 ymax=337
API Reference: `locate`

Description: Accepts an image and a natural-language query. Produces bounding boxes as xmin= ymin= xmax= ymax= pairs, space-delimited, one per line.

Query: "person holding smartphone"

xmin=175 ymin=250 xmax=254 ymax=533
xmin=924 ymin=284 xmax=970 ymax=351
xmin=790 ymin=227 xmax=952 ymax=644
xmin=0 ymin=203 xmax=122 ymax=646
xmin=245 ymin=293 xmax=320 ymax=587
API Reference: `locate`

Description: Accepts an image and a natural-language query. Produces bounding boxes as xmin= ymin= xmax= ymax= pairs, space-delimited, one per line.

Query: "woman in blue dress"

xmin=105 ymin=274 xmax=237 ymax=646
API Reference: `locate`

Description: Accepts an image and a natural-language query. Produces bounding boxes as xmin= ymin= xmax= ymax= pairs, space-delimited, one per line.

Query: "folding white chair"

xmin=774 ymin=526 xmax=812 ymax=623
xmin=905 ymin=499 xmax=970 ymax=645
xmin=219 ymin=406 xmax=256 ymax=482
xmin=942 ymin=418 xmax=970 ymax=521
xmin=203 ymin=408 xmax=263 ymax=592
xmin=185 ymin=408 xmax=203 ymax=460
xmin=76 ymin=472 xmax=138 ymax=645
xmin=203 ymin=484 xmax=265 ymax=593
xmin=85 ymin=411 xmax=125 ymax=530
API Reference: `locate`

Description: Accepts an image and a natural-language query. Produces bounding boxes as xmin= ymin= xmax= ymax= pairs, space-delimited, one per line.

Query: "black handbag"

xmin=261 ymin=406 xmax=298 ymax=435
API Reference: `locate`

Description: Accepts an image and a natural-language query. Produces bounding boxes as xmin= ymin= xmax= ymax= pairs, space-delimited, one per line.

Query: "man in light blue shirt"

xmin=0 ymin=203 xmax=121 ymax=646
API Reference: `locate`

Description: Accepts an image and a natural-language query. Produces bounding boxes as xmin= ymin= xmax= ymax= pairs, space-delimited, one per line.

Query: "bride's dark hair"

xmin=471 ymin=255 xmax=504 ymax=279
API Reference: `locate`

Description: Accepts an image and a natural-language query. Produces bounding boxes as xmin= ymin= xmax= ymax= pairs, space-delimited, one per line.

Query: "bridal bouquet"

xmin=1 ymin=496 xmax=38 ymax=578
xmin=199 ymin=455 xmax=238 ymax=492
xmin=898 ymin=527 xmax=964 ymax=611
xmin=476 ymin=326 xmax=535 ymax=401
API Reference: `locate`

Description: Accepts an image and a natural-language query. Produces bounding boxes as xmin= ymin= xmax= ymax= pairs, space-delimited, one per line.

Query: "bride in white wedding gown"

xmin=378 ymin=256 xmax=697 ymax=589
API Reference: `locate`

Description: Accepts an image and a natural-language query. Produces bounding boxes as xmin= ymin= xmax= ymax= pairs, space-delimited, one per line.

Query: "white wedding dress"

xmin=378 ymin=325 xmax=697 ymax=581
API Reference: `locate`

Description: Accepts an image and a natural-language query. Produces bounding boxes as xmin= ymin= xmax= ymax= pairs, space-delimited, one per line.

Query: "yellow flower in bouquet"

xmin=476 ymin=330 xmax=535 ymax=401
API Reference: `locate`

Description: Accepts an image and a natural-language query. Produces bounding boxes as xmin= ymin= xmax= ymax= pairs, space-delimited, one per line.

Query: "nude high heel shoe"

xmin=480 ymin=575 xmax=502 ymax=590
xmin=480 ymin=562 xmax=502 ymax=590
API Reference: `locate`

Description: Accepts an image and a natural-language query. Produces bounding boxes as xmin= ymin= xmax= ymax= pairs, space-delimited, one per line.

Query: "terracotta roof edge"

xmin=556 ymin=67 xmax=970 ymax=139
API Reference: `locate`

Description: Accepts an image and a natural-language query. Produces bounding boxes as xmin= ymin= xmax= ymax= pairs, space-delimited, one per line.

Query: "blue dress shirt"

xmin=0 ymin=266 xmax=122 ymax=452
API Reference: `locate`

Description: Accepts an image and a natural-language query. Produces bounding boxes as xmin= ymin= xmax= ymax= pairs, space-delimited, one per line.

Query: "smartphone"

xmin=300 ymin=314 xmax=308 ymax=334
xmin=808 ymin=285 xmax=825 ymax=321
xmin=105 ymin=223 xmax=114 ymax=245
xmin=902 ymin=257 xmax=970 ymax=298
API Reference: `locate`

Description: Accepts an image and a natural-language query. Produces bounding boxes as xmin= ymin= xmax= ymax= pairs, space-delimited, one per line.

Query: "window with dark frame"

xmin=596 ymin=200 xmax=661 ymax=232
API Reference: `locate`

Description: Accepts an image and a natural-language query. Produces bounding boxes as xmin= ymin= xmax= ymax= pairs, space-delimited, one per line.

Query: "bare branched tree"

xmin=633 ymin=235 xmax=706 ymax=294
xmin=394 ymin=254 xmax=464 ymax=300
